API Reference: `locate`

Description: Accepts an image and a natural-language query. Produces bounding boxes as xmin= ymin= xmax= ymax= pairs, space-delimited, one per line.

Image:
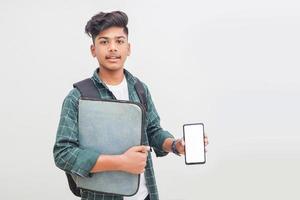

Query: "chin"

xmin=101 ymin=64 xmax=124 ymax=72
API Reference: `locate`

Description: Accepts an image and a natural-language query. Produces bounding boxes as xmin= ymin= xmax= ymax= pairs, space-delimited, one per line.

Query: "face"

xmin=90 ymin=26 xmax=130 ymax=72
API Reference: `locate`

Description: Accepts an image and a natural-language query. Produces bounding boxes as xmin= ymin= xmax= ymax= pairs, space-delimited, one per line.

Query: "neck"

xmin=98 ymin=67 xmax=124 ymax=85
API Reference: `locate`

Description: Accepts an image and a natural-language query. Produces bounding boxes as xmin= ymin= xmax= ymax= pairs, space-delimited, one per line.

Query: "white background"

xmin=0 ymin=1 xmax=299 ymax=199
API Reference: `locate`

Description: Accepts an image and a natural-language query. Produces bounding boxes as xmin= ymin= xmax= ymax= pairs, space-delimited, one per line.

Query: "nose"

xmin=108 ymin=41 xmax=117 ymax=52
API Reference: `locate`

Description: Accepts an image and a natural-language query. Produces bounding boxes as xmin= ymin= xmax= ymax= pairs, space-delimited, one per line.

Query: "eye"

xmin=116 ymin=39 xmax=125 ymax=44
xmin=100 ymin=40 xmax=108 ymax=45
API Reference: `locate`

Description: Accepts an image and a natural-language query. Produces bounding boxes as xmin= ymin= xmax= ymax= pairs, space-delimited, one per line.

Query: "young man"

xmin=53 ymin=11 xmax=208 ymax=200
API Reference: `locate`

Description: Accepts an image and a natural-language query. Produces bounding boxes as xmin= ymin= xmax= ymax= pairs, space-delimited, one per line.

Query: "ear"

xmin=127 ymin=43 xmax=131 ymax=56
xmin=90 ymin=44 xmax=96 ymax=57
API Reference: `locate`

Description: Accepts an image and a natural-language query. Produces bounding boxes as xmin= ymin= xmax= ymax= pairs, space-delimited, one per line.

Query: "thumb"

xmin=131 ymin=145 xmax=150 ymax=153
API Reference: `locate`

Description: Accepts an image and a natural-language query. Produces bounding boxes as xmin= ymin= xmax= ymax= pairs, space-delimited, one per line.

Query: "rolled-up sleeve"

xmin=144 ymin=85 xmax=174 ymax=157
xmin=53 ymin=89 xmax=99 ymax=177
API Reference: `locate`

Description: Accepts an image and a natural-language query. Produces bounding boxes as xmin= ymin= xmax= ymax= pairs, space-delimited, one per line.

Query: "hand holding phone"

xmin=183 ymin=123 xmax=206 ymax=165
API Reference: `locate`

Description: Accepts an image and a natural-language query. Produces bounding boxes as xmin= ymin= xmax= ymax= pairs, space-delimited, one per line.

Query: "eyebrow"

xmin=97 ymin=36 xmax=126 ymax=40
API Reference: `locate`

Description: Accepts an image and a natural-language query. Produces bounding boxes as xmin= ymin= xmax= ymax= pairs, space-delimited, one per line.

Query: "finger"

xmin=180 ymin=138 xmax=185 ymax=146
xmin=180 ymin=149 xmax=185 ymax=155
xmin=143 ymin=146 xmax=150 ymax=152
xmin=177 ymin=147 xmax=184 ymax=154
xmin=130 ymin=146 xmax=144 ymax=152
xmin=204 ymin=138 xmax=209 ymax=144
xmin=140 ymin=146 xmax=150 ymax=153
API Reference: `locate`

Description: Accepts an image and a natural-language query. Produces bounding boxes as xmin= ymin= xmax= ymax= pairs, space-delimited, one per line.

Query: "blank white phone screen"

xmin=184 ymin=124 xmax=205 ymax=163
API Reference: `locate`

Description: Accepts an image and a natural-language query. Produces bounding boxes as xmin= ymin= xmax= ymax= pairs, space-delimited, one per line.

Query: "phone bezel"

xmin=183 ymin=123 xmax=206 ymax=165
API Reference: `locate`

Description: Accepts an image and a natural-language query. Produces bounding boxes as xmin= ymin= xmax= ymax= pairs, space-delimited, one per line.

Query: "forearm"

xmin=162 ymin=138 xmax=174 ymax=152
xmin=90 ymin=154 xmax=123 ymax=173
xmin=91 ymin=145 xmax=149 ymax=175
xmin=144 ymin=85 xmax=175 ymax=156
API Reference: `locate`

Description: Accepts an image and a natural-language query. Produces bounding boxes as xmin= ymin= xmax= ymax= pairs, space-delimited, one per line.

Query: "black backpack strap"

xmin=134 ymin=78 xmax=148 ymax=111
xmin=65 ymin=172 xmax=81 ymax=197
xmin=73 ymin=78 xmax=100 ymax=99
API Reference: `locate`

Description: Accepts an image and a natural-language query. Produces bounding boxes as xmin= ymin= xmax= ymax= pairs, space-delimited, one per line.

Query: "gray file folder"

xmin=71 ymin=98 xmax=145 ymax=196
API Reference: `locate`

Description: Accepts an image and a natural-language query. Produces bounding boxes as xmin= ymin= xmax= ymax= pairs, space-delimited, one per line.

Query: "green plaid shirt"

xmin=53 ymin=68 xmax=174 ymax=200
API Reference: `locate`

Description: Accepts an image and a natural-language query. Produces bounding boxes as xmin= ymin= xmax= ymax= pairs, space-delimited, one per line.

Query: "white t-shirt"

xmin=106 ymin=77 xmax=149 ymax=200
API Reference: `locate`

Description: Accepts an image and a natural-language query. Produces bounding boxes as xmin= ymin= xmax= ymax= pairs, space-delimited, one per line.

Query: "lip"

xmin=106 ymin=55 xmax=121 ymax=59
xmin=105 ymin=55 xmax=121 ymax=62
xmin=106 ymin=57 xmax=120 ymax=63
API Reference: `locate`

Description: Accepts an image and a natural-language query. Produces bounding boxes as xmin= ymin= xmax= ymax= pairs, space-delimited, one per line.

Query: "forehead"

xmin=97 ymin=26 xmax=127 ymax=39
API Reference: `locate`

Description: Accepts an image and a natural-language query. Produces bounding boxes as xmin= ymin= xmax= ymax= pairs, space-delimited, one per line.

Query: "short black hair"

xmin=85 ymin=11 xmax=129 ymax=43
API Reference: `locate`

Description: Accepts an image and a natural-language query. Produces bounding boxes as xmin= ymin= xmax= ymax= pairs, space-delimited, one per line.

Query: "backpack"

xmin=66 ymin=77 xmax=148 ymax=197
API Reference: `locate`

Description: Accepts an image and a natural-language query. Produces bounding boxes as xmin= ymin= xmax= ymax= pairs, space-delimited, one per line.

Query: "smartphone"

xmin=183 ymin=123 xmax=206 ymax=165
